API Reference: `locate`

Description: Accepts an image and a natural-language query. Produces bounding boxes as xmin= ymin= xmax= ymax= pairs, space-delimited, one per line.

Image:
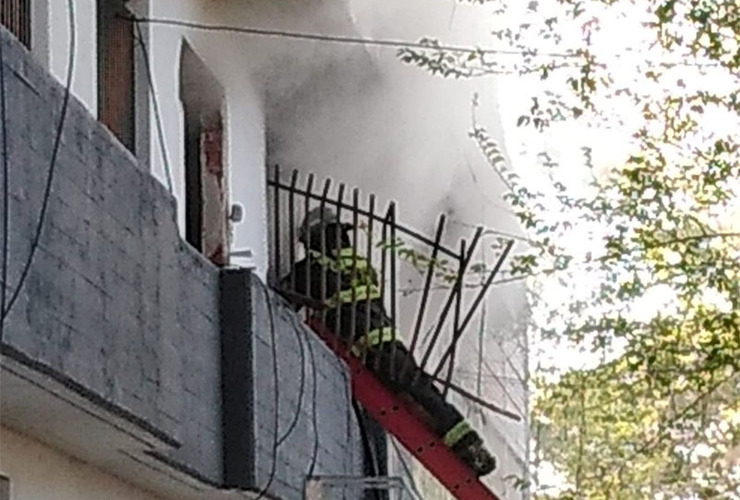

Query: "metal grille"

xmin=270 ymin=168 xmax=520 ymax=500
xmin=1 ymin=0 xmax=31 ymax=48
xmin=98 ymin=0 xmax=135 ymax=152
xmin=268 ymin=166 xmax=515 ymax=405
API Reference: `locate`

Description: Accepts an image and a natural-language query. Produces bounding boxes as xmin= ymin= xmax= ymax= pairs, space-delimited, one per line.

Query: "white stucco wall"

xmin=0 ymin=427 xmax=164 ymax=500
xmin=45 ymin=0 xmax=97 ymax=111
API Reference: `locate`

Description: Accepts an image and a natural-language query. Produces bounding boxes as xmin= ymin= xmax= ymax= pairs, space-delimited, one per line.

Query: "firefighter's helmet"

xmin=299 ymin=206 xmax=339 ymax=242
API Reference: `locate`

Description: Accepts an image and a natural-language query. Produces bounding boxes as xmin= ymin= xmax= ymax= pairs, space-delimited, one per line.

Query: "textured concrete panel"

xmin=221 ymin=269 xmax=363 ymax=499
xmin=0 ymin=28 xmax=220 ymax=482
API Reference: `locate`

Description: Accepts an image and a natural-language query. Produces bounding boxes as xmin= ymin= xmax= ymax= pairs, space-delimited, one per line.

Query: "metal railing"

xmin=306 ymin=475 xmax=421 ymax=500
xmin=267 ymin=166 xmax=515 ymax=413
xmin=1 ymin=0 xmax=31 ymax=49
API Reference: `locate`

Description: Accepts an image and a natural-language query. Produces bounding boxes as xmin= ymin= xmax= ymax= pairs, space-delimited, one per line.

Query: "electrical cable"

xmin=0 ymin=1 xmax=10 ymax=341
xmin=356 ymin=401 xmax=381 ymax=478
xmin=1 ymin=0 xmax=75 ymax=324
xmin=303 ymin=324 xmax=320 ymax=480
xmin=254 ymin=279 xmax=280 ymax=500
xmin=274 ymin=289 xmax=319 ymax=479
xmin=133 ymin=19 xmax=174 ymax=195
xmin=131 ymin=17 xmax=578 ymax=58
xmin=352 ymin=399 xmax=383 ymax=500
xmin=277 ymin=312 xmax=307 ymax=447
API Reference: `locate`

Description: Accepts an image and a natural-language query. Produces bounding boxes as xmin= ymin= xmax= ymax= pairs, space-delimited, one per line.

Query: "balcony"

xmin=0 ymin=26 xmax=360 ymax=500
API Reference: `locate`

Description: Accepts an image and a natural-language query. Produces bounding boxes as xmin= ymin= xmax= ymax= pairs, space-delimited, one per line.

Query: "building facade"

xmin=0 ymin=1 xmax=529 ymax=499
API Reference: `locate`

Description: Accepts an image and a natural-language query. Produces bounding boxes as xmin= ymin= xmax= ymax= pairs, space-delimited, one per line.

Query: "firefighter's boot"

xmin=446 ymin=423 xmax=497 ymax=477
xmin=456 ymin=436 xmax=496 ymax=476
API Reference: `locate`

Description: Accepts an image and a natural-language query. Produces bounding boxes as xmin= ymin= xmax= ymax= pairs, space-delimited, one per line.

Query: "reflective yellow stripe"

xmin=351 ymin=327 xmax=397 ymax=356
xmin=308 ymin=250 xmax=339 ymax=270
xmin=360 ymin=327 xmax=396 ymax=347
xmin=309 ymin=249 xmax=378 ymax=307
xmin=443 ymin=420 xmax=473 ymax=447
xmin=338 ymin=248 xmax=370 ymax=271
xmin=310 ymin=249 xmax=370 ymax=273
xmin=324 ymin=284 xmax=381 ymax=308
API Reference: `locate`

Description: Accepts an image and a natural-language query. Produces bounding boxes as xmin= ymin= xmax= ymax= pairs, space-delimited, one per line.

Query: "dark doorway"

xmin=97 ymin=0 xmax=136 ymax=152
xmin=180 ymin=42 xmax=229 ymax=266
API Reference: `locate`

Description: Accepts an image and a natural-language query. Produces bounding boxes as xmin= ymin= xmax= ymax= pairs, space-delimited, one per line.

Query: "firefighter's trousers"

xmin=322 ymin=301 xmax=470 ymax=441
xmin=364 ymin=340 xmax=466 ymax=438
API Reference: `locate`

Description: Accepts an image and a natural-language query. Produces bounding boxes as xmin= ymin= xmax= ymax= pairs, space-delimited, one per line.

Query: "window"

xmin=180 ymin=43 xmax=229 ymax=266
xmin=1 ymin=0 xmax=31 ymax=48
xmin=97 ymin=0 xmax=135 ymax=152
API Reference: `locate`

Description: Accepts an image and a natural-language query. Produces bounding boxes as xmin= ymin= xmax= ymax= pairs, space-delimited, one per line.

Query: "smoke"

xmin=256 ymin=0 xmax=529 ymax=383
xmin=172 ymin=0 xmax=519 ymax=236
xmin=180 ymin=0 xmax=530 ymax=485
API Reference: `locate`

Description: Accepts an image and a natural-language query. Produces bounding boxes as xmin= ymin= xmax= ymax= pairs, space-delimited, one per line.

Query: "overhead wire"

xmin=0 ymin=1 xmax=10 ymax=341
xmin=131 ymin=17 xmax=578 ymax=58
xmin=1 ymin=0 xmax=76 ymax=324
xmin=130 ymin=16 xmax=734 ymax=71
xmin=132 ymin=19 xmax=174 ymax=195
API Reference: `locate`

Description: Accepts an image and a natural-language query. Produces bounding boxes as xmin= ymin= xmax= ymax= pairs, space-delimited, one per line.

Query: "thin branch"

xmin=448 ymin=217 xmax=535 ymax=244
xmin=645 ymin=232 xmax=740 ymax=249
xmin=613 ymin=370 xmax=740 ymax=479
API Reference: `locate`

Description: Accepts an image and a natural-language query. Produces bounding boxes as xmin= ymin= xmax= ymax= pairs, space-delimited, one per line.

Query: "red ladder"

xmin=308 ymin=320 xmax=503 ymax=500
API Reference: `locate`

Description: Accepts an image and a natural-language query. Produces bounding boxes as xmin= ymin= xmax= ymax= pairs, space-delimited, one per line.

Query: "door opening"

xmin=180 ymin=42 xmax=229 ymax=266
xmin=97 ymin=0 xmax=136 ymax=151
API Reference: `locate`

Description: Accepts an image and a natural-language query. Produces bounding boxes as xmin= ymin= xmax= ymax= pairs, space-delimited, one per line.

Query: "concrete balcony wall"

xmin=222 ymin=270 xmax=363 ymax=499
xmin=0 ymin=26 xmax=223 ymax=482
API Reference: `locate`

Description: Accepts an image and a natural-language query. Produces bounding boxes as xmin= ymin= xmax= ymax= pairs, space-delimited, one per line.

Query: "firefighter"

xmin=279 ymin=207 xmax=496 ymax=477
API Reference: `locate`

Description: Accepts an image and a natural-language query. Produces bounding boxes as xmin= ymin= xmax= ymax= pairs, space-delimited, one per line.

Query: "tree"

xmin=400 ymin=0 xmax=740 ymax=497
